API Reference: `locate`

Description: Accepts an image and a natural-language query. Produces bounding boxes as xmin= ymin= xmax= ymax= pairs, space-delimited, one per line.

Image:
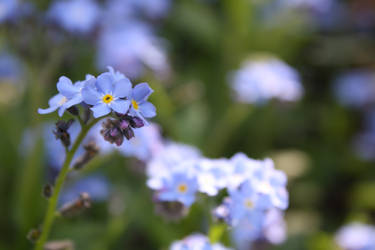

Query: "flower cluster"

xmin=335 ymin=223 xmax=375 ymax=250
xmin=229 ymin=56 xmax=303 ymax=104
xmin=146 ymin=144 xmax=288 ymax=248
xmin=38 ymin=67 xmax=155 ymax=119
xmin=170 ymin=234 xmax=232 ymax=250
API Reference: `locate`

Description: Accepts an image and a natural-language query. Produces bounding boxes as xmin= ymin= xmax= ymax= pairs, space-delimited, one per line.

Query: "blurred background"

xmin=1 ymin=0 xmax=375 ymax=249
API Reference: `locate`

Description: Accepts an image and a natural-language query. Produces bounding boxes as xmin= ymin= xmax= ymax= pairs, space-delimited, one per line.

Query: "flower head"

xmin=38 ymin=76 xmax=85 ymax=117
xmin=170 ymin=234 xmax=232 ymax=250
xmin=335 ymin=223 xmax=375 ymax=250
xmin=129 ymin=82 xmax=156 ymax=122
xmin=82 ymin=70 xmax=132 ymax=118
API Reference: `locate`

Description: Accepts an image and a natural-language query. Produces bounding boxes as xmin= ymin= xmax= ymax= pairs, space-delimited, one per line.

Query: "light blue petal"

xmin=48 ymin=93 xmax=65 ymax=107
xmin=82 ymin=85 xmax=101 ymax=105
xmin=113 ymin=78 xmax=132 ymax=98
xmin=57 ymin=76 xmax=77 ymax=98
xmin=132 ymin=82 xmax=153 ymax=102
xmin=58 ymin=106 xmax=67 ymax=117
xmin=96 ymin=73 xmax=114 ymax=94
xmin=38 ymin=106 xmax=59 ymax=114
xmin=91 ymin=103 xmax=111 ymax=118
xmin=139 ymin=102 xmax=156 ymax=118
xmin=110 ymin=99 xmax=130 ymax=114
xmin=63 ymin=95 xmax=83 ymax=109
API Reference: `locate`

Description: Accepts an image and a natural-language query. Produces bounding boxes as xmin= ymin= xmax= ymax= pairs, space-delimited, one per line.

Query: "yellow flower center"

xmin=132 ymin=99 xmax=139 ymax=110
xmin=177 ymin=183 xmax=188 ymax=193
xmin=244 ymin=199 xmax=254 ymax=209
xmin=102 ymin=94 xmax=114 ymax=104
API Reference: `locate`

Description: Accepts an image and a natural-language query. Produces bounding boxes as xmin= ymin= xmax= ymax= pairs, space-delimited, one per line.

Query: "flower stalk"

xmin=34 ymin=118 xmax=100 ymax=250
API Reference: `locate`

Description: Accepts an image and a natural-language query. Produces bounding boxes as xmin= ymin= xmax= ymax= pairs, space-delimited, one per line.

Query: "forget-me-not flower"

xmin=335 ymin=223 xmax=375 ymax=250
xmin=82 ymin=70 xmax=132 ymax=118
xmin=47 ymin=0 xmax=101 ymax=34
xmin=38 ymin=76 xmax=86 ymax=117
xmin=170 ymin=234 xmax=232 ymax=250
xmin=157 ymin=172 xmax=198 ymax=207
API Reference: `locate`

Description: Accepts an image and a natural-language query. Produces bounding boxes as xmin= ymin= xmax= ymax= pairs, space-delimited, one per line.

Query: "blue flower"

xmin=157 ymin=172 xmax=198 ymax=207
xmin=38 ymin=76 xmax=85 ymax=117
xmin=335 ymin=223 xmax=375 ymax=250
xmin=228 ymin=180 xmax=272 ymax=226
xmin=47 ymin=0 xmax=100 ymax=34
xmin=0 ymin=0 xmax=18 ymax=23
xmin=82 ymin=70 xmax=132 ymax=118
xmin=170 ymin=234 xmax=232 ymax=250
xmin=129 ymin=82 xmax=156 ymax=122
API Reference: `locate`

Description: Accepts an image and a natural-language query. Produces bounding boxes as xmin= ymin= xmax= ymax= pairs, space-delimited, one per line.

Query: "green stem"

xmin=34 ymin=119 xmax=100 ymax=250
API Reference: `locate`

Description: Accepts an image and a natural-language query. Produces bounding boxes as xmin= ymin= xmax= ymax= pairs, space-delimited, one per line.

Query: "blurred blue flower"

xmin=60 ymin=175 xmax=110 ymax=204
xmin=118 ymin=123 xmax=163 ymax=161
xmin=170 ymin=234 xmax=232 ymax=250
xmin=263 ymin=209 xmax=286 ymax=245
xmin=230 ymin=57 xmax=303 ymax=104
xmin=335 ymin=223 xmax=375 ymax=250
xmin=227 ymin=180 xmax=271 ymax=226
xmin=157 ymin=172 xmax=198 ymax=207
xmin=97 ymin=22 xmax=170 ymax=79
xmin=38 ymin=76 xmax=86 ymax=117
xmin=82 ymin=70 xmax=132 ymax=118
xmin=47 ymin=0 xmax=101 ymax=33
xmin=0 ymin=52 xmax=23 ymax=83
xmin=0 ymin=0 xmax=18 ymax=22
xmin=129 ymin=82 xmax=156 ymax=122
xmin=333 ymin=70 xmax=375 ymax=108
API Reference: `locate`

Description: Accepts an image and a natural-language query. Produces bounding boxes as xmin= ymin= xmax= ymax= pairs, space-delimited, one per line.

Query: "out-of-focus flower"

xmin=129 ymin=82 xmax=156 ymax=122
xmin=157 ymin=172 xmax=198 ymax=207
xmin=0 ymin=0 xmax=18 ymax=22
xmin=335 ymin=223 xmax=375 ymax=250
xmin=333 ymin=70 xmax=375 ymax=108
xmin=146 ymin=142 xmax=201 ymax=190
xmin=38 ymin=76 xmax=87 ymax=117
xmin=170 ymin=234 xmax=232 ymax=250
xmin=47 ymin=0 xmax=101 ymax=34
xmin=97 ymin=22 xmax=170 ymax=79
xmin=0 ymin=52 xmax=24 ymax=105
xmin=82 ymin=70 xmax=132 ymax=118
xmin=60 ymin=175 xmax=110 ymax=204
xmin=263 ymin=209 xmax=287 ymax=244
xmin=279 ymin=0 xmax=334 ymax=14
xmin=118 ymin=123 xmax=163 ymax=161
xmin=229 ymin=57 xmax=303 ymax=104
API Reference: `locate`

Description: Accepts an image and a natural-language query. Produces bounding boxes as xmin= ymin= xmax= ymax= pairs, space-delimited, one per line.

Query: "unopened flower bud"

xmin=100 ymin=119 xmax=124 ymax=146
xmin=67 ymin=106 xmax=79 ymax=116
xmin=129 ymin=116 xmax=144 ymax=128
xmin=59 ymin=192 xmax=91 ymax=217
xmin=27 ymin=228 xmax=41 ymax=243
xmin=43 ymin=184 xmax=53 ymax=198
xmin=73 ymin=141 xmax=100 ymax=170
xmin=119 ymin=119 xmax=130 ymax=130
xmin=123 ymin=127 xmax=135 ymax=140
xmin=154 ymin=200 xmax=189 ymax=221
xmin=53 ymin=119 xmax=74 ymax=148
xmin=44 ymin=240 xmax=74 ymax=250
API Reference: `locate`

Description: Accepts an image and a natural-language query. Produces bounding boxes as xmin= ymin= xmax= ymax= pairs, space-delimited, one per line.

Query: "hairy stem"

xmin=34 ymin=118 xmax=100 ymax=250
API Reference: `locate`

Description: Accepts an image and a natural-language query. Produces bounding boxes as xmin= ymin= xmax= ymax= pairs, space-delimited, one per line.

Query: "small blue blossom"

xmin=0 ymin=0 xmax=18 ymax=23
xmin=82 ymin=70 xmax=132 ymax=118
xmin=230 ymin=57 xmax=303 ymax=104
xmin=157 ymin=172 xmax=198 ymax=207
xmin=38 ymin=76 xmax=86 ymax=117
xmin=335 ymin=223 xmax=375 ymax=250
xmin=47 ymin=0 xmax=101 ymax=34
xmin=170 ymin=234 xmax=232 ymax=250
xmin=129 ymin=82 xmax=156 ymax=122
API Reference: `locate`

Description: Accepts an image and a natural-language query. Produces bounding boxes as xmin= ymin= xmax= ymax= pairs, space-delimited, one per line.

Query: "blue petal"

xmin=48 ymin=93 xmax=65 ymax=107
xmin=96 ymin=73 xmax=114 ymax=94
xmin=63 ymin=95 xmax=83 ymax=109
xmin=132 ymin=83 xmax=153 ymax=103
xmin=113 ymin=78 xmax=132 ymax=98
xmin=139 ymin=102 xmax=156 ymax=118
xmin=91 ymin=103 xmax=111 ymax=118
xmin=58 ymin=106 xmax=67 ymax=117
xmin=38 ymin=106 xmax=59 ymax=114
xmin=82 ymin=85 xmax=101 ymax=105
xmin=110 ymin=99 xmax=130 ymax=114
xmin=57 ymin=76 xmax=77 ymax=98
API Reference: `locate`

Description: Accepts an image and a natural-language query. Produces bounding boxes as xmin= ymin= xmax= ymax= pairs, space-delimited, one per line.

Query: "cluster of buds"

xmin=100 ymin=114 xmax=144 ymax=146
